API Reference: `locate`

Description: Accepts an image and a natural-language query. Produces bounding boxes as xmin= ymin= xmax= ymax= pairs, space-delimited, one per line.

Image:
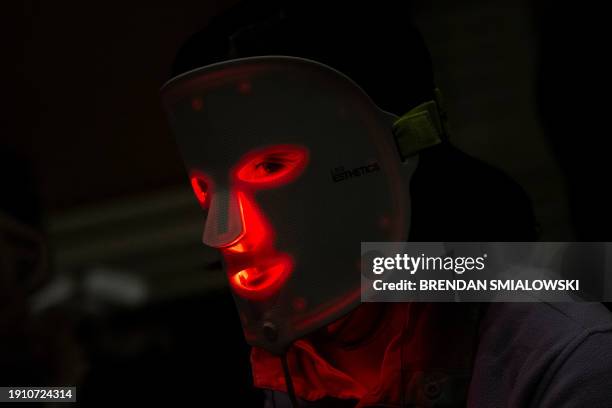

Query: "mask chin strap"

xmin=392 ymin=88 xmax=450 ymax=160
xmin=281 ymin=353 xmax=300 ymax=407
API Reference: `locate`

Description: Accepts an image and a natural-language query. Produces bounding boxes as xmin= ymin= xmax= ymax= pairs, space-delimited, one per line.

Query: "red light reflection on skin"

xmin=190 ymin=145 xmax=308 ymax=300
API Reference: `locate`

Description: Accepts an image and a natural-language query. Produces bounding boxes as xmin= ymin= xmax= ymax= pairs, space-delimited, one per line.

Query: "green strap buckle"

xmin=392 ymin=88 xmax=449 ymax=160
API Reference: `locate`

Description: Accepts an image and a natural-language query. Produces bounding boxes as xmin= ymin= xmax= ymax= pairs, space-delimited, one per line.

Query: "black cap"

xmin=170 ymin=1 xmax=435 ymax=115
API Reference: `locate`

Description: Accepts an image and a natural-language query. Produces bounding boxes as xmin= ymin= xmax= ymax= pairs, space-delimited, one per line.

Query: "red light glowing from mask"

xmin=224 ymin=191 xmax=268 ymax=253
xmin=191 ymin=97 xmax=204 ymax=111
xmin=190 ymin=174 xmax=209 ymax=206
xmin=230 ymin=255 xmax=293 ymax=300
xmin=234 ymin=145 xmax=308 ymax=188
xmin=237 ymin=80 xmax=252 ymax=94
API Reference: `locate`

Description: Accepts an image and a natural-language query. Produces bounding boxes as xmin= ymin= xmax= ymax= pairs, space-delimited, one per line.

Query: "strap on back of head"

xmin=392 ymin=88 xmax=450 ymax=160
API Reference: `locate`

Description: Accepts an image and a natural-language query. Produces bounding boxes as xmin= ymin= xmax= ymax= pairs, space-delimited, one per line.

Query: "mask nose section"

xmin=202 ymin=188 xmax=245 ymax=248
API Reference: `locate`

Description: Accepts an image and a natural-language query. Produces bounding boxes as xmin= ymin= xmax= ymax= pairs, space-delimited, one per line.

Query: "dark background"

xmin=3 ymin=0 xmax=609 ymax=406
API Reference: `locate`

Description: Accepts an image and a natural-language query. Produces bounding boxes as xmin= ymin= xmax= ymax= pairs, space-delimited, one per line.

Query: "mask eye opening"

xmin=233 ymin=144 xmax=309 ymax=188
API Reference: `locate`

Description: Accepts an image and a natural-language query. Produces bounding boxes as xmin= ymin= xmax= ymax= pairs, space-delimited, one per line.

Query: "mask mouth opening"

xmin=223 ymin=249 xmax=294 ymax=300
